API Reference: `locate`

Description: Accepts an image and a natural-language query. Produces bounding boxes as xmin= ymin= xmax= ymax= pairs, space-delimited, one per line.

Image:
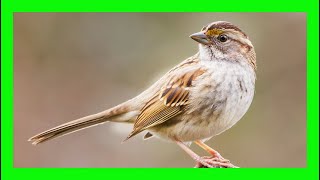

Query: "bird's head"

xmin=190 ymin=21 xmax=256 ymax=69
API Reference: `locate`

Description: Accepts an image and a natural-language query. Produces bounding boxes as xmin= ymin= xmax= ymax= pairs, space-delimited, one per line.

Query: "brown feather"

xmin=29 ymin=101 xmax=136 ymax=145
xmin=124 ymin=68 xmax=205 ymax=141
xmin=143 ymin=132 xmax=154 ymax=140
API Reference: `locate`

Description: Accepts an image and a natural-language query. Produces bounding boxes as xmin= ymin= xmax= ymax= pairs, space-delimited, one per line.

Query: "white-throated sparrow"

xmin=29 ymin=21 xmax=256 ymax=168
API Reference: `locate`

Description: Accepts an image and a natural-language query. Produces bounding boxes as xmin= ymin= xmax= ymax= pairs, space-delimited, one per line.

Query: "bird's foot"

xmin=194 ymin=156 xmax=238 ymax=168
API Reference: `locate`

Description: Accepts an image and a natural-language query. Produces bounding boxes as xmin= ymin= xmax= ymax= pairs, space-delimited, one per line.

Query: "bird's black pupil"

xmin=218 ymin=35 xmax=228 ymax=42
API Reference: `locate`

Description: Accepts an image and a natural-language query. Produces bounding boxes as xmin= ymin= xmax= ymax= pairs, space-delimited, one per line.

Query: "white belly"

xmin=150 ymin=60 xmax=256 ymax=142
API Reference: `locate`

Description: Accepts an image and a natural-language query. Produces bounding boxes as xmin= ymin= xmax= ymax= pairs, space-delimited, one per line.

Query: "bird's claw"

xmin=194 ymin=156 xmax=237 ymax=168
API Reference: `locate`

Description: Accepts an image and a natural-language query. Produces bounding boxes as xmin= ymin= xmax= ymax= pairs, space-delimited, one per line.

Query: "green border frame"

xmin=1 ymin=0 xmax=319 ymax=179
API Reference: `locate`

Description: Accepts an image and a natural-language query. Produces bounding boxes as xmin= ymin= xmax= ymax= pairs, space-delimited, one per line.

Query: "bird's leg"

xmin=176 ymin=141 xmax=229 ymax=168
xmin=194 ymin=140 xmax=225 ymax=160
xmin=194 ymin=140 xmax=238 ymax=168
xmin=176 ymin=141 xmax=213 ymax=167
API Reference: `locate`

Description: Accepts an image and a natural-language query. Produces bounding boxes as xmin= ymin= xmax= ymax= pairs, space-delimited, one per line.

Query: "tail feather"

xmin=28 ymin=101 xmax=138 ymax=145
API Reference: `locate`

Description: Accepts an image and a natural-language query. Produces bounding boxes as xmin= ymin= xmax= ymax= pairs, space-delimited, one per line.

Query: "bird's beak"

xmin=190 ymin=31 xmax=210 ymax=45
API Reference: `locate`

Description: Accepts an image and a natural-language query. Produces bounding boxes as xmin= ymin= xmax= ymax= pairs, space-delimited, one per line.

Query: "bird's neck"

xmin=198 ymin=44 xmax=257 ymax=71
xmin=198 ymin=44 xmax=224 ymax=61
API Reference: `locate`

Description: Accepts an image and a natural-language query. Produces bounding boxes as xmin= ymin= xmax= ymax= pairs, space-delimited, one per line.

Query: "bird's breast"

xmin=150 ymin=60 xmax=256 ymax=142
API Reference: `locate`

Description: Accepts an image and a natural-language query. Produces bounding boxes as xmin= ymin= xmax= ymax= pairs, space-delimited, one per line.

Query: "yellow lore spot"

xmin=206 ymin=29 xmax=223 ymax=36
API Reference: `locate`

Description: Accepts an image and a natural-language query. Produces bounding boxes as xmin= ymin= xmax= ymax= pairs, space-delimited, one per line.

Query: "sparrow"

xmin=29 ymin=21 xmax=256 ymax=168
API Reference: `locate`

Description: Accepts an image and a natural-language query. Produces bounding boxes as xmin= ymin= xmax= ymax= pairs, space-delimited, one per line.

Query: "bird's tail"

xmin=28 ymin=100 xmax=139 ymax=145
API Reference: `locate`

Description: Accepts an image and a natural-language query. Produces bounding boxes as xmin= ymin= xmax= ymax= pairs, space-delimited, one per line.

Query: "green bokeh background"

xmin=1 ymin=0 xmax=319 ymax=180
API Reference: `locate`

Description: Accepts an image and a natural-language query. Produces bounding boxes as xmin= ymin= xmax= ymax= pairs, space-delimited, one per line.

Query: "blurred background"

xmin=14 ymin=13 xmax=306 ymax=167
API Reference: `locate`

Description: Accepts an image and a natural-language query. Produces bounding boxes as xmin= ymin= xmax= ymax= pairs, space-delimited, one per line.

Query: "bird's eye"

xmin=217 ymin=34 xmax=228 ymax=42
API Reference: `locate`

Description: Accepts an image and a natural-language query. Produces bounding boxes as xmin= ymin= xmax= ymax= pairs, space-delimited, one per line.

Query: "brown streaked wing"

xmin=124 ymin=68 xmax=205 ymax=141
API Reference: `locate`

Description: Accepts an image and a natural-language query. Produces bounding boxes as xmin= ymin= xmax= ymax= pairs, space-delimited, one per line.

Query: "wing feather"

xmin=124 ymin=65 xmax=205 ymax=141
